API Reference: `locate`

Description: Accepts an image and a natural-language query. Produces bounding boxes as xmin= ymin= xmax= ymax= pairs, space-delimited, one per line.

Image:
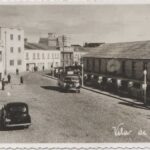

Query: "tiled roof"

xmin=84 ymin=40 xmax=150 ymax=60
xmin=24 ymin=42 xmax=59 ymax=50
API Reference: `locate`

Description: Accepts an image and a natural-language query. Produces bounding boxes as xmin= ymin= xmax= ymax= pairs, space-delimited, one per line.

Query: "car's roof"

xmin=5 ymin=102 xmax=28 ymax=107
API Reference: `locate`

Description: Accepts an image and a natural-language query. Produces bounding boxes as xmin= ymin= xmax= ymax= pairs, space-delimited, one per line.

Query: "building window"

xmin=10 ymin=47 xmax=13 ymax=53
xmin=143 ymin=62 xmax=147 ymax=70
xmin=47 ymin=53 xmax=49 ymax=59
xmin=26 ymin=52 xmax=29 ymax=60
xmin=42 ymin=53 xmax=45 ymax=59
xmin=10 ymin=60 xmax=14 ymax=66
xmin=17 ymin=60 xmax=22 ymax=65
xmin=132 ymin=61 xmax=136 ymax=78
xmin=37 ymin=53 xmax=40 ymax=59
xmin=52 ymin=53 xmax=54 ymax=59
xmin=10 ymin=34 xmax=13 ymax=40
xmin=56 ymin=62 xmax=58 ymax=67
xmin=18 ymin=47 xmax=21 ymax=53
xmin=18 ymin=35 xmax=21 ymax=41
xmin=33 ymin=53 xmax=36 ymax=59
xmin=49 ymin=53 xmax=51 ymax=58
xmin=122 ymin=61 xmax=125 ymax=76
xmin=0 ymin=51 xmax=2 ymax=61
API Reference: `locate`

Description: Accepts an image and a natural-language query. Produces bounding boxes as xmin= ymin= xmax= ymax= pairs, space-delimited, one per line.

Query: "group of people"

xmin=1 ymin=68 xmax=24 ymax=91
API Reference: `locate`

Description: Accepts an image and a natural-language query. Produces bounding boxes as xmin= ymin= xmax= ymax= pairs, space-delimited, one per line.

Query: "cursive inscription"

xmin=112 ymin=123 xmax=132 ymax=136
xmin=138 ymin=129 xmax=147 ymax=136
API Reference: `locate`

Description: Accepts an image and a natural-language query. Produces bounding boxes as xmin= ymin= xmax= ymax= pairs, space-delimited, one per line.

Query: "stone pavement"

xmin=0 ymin=73 xmax=34 ymax=107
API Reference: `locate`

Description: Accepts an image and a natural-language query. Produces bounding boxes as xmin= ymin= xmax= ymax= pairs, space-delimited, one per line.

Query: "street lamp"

xmin=143 ymin=69 xmax=147 ymax=105
xmin=81 ymin=63 xmax=84 ymax=87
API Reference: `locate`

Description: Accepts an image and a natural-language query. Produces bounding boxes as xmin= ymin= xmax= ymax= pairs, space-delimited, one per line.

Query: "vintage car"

xmin=1 ymin=102 xmax=31 ymax=129
xmin=58 ymin=73 xmax=81 ymax=93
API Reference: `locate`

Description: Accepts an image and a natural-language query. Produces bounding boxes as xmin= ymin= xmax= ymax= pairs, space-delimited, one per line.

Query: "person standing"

xmin=42 ymin=65 xmax=45 ymax=71
xmin=16 ymin=68 xmax=19 ymax=75
xmin=1 ymin=78 xmax=5 ymax=90
xmin=20 ymin=76 xmax=24 ymax=84
xmin=7 ymin=74 xmax=11 ymax=83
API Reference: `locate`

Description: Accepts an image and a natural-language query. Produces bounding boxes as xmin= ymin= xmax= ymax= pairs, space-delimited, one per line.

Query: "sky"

xmin=0 ymin=5 xmax=150 ymax=45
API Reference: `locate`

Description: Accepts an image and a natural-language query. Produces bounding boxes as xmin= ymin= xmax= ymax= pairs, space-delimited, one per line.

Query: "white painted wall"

xmin=25 ymin=49 xmax=61 ymax=71
xmin=0 ymin=27 xmax=25 ymax=74
xmin=0 ymin=45 xmax=4 ymax=79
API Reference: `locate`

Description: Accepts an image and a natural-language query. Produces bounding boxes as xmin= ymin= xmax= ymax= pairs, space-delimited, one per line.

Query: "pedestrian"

xmin=16 ymin=68 xmax=19 ymax=75
xmin=20 ymin=76 xmax=24 ymax=84
xmin=1 ymin=78 xmax=5 ymax=90
xmin=7 ymin=74 xmax=11 ymax=83
xmin=42 ymin=65 xmax=45 ymax=71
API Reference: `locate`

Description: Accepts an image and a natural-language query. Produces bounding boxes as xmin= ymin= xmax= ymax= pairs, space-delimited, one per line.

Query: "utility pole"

xmin=81 ymin=63 xmax=84 ymax=87
xmin=4 ymin=31 xmax=7 ymax=75
xmin=62 ymin=35 xmax=66 ymax=72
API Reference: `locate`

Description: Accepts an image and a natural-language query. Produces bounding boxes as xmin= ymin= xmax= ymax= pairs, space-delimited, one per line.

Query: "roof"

xmin=5 ymin=102 xmax=28 ymax=106
xmin=25 ymin=42 xmax=59 ymax=50
xmin=73 ymin=46 xmax=93 ymax=52
xmin=84 ymin=40 xmax=150 ymax=60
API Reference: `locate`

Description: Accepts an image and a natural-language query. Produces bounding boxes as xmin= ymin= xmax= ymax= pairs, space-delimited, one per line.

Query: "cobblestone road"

xmin=0 ymin=72 xmax=150 ymax=142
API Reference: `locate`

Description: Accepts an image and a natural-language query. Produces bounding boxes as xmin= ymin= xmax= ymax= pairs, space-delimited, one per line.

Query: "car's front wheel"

xmin=76 ymin=89 xmax=80 ymax=93
xmin=24 ymin=125 xmax=29 ymax=129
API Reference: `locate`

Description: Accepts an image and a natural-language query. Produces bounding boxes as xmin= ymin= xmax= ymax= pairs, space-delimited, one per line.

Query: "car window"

xmin=8 ymin=105 xmax=27 ymax=113
xmin=65 ymin=77 xmax=72 ymax=82
xmin=65 ymin=76 xmax=79 ymax=82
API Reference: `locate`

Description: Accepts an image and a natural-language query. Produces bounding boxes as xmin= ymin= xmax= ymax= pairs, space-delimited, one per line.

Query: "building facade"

xmin=0 ymin=40 xmax=4 ymax=79
xmin=72 ymin=45 xmax=89 ymax=65
xmin=25 ymin=42 xmax=60 ymax=71
xmin=83 ymin=41 xmax=150 ymax=101
xmin=0 ymin=27 xmax=25 ymax=74
xmin=39 ymin=33 xmax=75 ymax=67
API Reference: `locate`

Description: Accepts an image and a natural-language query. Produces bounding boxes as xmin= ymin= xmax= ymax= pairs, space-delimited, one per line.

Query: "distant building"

xmin=39 ymin=33 xmax=74 ymax=67
xmin=72 ymin=45 xmax=89 ymax=65
xmin=24 ymin=40 xmax=60 ymax=71
xmin=83 ymin=40 xmax=150 ymax=101
xmin=60 ymin=46 xmax=74 ymax=67
xmin=0 ymin=27 xmax=25 ymax=74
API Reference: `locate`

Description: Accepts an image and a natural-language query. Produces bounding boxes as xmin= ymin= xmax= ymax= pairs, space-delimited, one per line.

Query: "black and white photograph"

xmin=0 ymin=1 xmax=150 ymax=148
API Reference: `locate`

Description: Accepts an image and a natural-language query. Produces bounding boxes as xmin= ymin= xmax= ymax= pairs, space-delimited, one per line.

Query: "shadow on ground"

xmin=41 ymin=86 xmax=61 ymax=92
xmin=40 ymin=86 xmax=79 ymax=93
xmin=118 ymin=101 xmax=150 ymax=110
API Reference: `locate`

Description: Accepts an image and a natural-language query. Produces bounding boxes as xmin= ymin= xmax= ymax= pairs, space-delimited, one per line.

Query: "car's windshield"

xmin=7 ymin=105 xmax=27 ymax=113
xmin=65 ymin=76 xmax=79 ymax=82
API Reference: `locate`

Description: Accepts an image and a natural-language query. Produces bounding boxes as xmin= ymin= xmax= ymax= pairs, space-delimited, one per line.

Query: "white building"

xmin=0 ymin=40 xmax=4 ymax=79
xmin=0 ymin=27 xmax=25 ymax=74
xmin=71 ymin=45 xmax=88 ymax=65
xmin=25 ymin=41 xmax=60 ymax=71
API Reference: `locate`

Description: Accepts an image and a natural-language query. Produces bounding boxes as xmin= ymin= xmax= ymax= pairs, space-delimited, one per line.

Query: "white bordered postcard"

xmin=0 ymin=0 xmax=150 ymax=149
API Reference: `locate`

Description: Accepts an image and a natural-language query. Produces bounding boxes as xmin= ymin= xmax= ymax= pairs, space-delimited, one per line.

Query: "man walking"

xmin=7 ymin=74 xmax=11 ymax=83
xmin=42 ymin=65 xmax=45 ymax=71
xmin=20 ymin=76 xmax=24 ymax=84
xmin=1 ymin=78 xmax=5 ymax=90
xmin=16 ymin=68 xmax=19 ymax=75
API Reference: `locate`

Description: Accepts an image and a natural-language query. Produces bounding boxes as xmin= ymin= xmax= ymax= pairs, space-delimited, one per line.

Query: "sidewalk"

xmin=0 ymin=73 xmax=31 ymax=106
xmin=41 ymin=73 xmax=150 ymax=108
